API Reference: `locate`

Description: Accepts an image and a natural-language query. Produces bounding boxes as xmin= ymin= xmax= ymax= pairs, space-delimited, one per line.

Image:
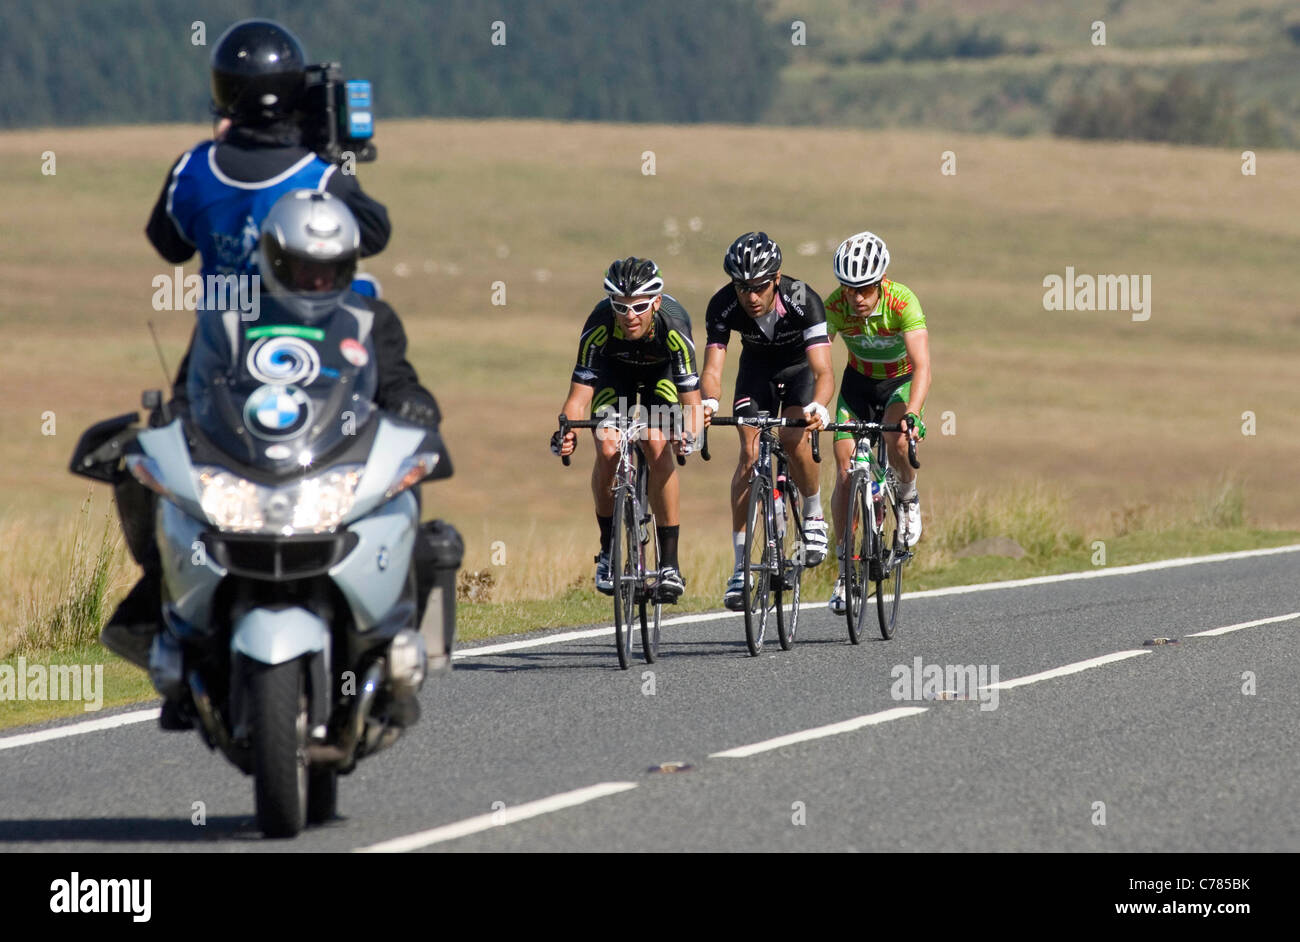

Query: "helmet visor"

xmin=265 ymin=240 xmax=357 ymax=294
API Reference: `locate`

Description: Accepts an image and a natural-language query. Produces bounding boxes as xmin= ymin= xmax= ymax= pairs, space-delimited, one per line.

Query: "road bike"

xmin=823 ymin=418 xmax=919 ymax=643
xmin=557 ymin=412 xmax=685 ymax=669
xmin=709 ymin=413 xmax=820 ymax=656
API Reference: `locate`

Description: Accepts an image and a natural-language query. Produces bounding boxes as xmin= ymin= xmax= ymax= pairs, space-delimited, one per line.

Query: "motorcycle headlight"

xmin=196 ymin=465 xmax=365 ymax=535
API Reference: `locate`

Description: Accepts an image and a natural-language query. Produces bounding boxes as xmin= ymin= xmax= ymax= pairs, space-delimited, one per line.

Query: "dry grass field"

xmin=2 ymin=118 xmax=1298 ymax=650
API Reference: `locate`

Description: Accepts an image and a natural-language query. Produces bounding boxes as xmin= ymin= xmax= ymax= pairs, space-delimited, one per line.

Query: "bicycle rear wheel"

xmin=844 ymin=472 xmax=873 ymax=644
xmin=611 ymin=487 xmax=639 ymax=669
xmin=742 ymin=479 xmax=773 ymax=657
xmin=775 ymin=479 xmax=802 ymax=651
xmin=639 ymin=514 xmax=661 ymax=662
xmin=874 ymin=483 xmax=903 ymax=640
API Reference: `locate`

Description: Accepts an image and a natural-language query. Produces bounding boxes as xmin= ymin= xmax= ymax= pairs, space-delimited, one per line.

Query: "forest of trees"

xmin=0 ymin=0 xmax=789 ymax=129
xmin=1053 ymin=72 xmax=1282 ymax=149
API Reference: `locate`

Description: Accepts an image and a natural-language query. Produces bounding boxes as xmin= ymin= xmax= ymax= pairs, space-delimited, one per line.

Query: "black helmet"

xmin=724 ymin=231 xmax=782 ymax=282
xmin=603 ymin=257 xmax=664 ymax=297
xmin=211 ymin=20 xmax=307 ymax=125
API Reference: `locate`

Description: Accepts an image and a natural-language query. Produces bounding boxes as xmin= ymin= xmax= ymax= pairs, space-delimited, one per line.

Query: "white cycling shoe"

xmin=828 ymin=575 xmax=847 ymax=616
xmin=802 ymin=516 xmax=829 ymax=567
xmin=899 ymin=498 xmax=922 ymax=548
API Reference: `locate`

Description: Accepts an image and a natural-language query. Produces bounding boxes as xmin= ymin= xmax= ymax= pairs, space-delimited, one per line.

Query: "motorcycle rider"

xmin=106 ymin=192 xmax=444 ymax=726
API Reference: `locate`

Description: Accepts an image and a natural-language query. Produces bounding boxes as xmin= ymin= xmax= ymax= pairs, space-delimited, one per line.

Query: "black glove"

xmin=396 ymin=399 xmax=439 ymax=429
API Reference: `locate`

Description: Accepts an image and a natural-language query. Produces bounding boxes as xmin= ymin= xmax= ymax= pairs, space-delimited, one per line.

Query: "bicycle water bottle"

xmin=871 ymin=478 xmax=885 ymax=529
xmin=774 ymin=472 xmax=787 ymax=539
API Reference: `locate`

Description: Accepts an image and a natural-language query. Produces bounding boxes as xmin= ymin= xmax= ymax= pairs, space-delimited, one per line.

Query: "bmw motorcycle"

xmin=70 ymin=317 xmax=455 ymax=837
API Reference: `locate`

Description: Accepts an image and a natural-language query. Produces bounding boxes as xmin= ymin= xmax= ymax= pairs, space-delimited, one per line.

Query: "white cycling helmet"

xmin=832 ymin=231 xmax=890 ymax=287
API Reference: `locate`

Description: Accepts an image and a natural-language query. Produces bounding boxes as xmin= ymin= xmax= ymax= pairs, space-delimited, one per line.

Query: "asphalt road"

xmin=1 ymin=546 xmax=1297 ymax=852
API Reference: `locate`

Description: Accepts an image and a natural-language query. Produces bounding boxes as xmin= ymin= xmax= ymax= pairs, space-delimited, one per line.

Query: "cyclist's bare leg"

xmin=731 ymin=425 xmax=760 ymax=532
xmin=831 ymin=435 xmax=856 ymax=540
xmin=778 ymin=404 xmax=821 ymax=500
xmin=641 ymin=430 xmax=679 ymax=526
xmin=882 ymin=402 xmax=917 ymax=488
xmin=590 ymin=427 xmax=620 ymax=517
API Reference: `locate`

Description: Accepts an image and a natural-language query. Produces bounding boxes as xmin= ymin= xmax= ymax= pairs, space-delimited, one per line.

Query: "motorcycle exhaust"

xmin=387 ymin=630 xmax=427 ymax=697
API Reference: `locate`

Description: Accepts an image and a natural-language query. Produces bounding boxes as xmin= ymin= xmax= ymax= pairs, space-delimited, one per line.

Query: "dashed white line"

xmin=980 ymin=650 xmax=1150 ymax=691
xmin=355 ymin=781 xmax=639 ymax=852
xmin=710 ymin=707 xmax=929 ymax=759
xmin=1185 ymin=611 xmax=1300 ymax=637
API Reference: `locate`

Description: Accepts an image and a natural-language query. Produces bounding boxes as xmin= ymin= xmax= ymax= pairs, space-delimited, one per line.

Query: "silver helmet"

xmin=257 ymin=190 xmax=360 ymax=322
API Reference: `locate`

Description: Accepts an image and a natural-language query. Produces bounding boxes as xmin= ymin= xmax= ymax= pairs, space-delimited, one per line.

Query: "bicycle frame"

xmin=557 ymin=409 xmax=679 ymax=667
xmin=709 ymin=412 xmax=818 ymax=654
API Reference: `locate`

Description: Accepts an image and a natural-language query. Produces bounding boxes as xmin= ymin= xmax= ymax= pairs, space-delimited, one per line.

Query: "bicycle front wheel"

xmin=875 ymin=485 xmax=903 ymax=640
xmin=742 ymin=479 xmax=773 ymax=657
xmin=775 ymin=480 xmax=802 ymax=651
xmin=611 ymin=487 xmax=639 ymax=669
xmin=844 ymin=471 xmax=873 ymax=645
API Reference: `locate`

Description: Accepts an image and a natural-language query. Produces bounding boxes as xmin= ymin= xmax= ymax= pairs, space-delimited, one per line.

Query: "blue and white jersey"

xmin=164 ymin=141 xmax=339 ymax=278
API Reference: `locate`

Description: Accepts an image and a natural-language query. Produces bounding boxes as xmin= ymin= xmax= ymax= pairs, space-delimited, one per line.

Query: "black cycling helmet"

xmin=603 ymin=257 xmax=664 ymax=297
xmin=211 ymin=20 xmax=308 ymax=125
xmin=723 ymin=231 xmax=782 ymax=282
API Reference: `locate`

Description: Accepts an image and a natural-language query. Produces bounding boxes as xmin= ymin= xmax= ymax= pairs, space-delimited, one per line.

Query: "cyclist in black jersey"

xmin=699 ymin=232 xmax=834 ymax=611
xmin=551 ymin=258 xmax=703 ymax=602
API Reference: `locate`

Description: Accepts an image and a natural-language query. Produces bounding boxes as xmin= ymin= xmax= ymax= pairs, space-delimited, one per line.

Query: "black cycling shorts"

xmin=586 ymin=362 xmax=684 ymax=435
xmin=732 ymin=355 xmax=814 ymax=419
xmin=834 ymin=367 xmax=916 ymax=441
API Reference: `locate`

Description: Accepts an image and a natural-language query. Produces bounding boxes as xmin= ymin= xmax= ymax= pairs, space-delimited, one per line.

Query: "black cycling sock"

xmin=657 ymin=525 xmax=680 ymax=571
xmin=598 ymin=515 xmax=613 ymax=555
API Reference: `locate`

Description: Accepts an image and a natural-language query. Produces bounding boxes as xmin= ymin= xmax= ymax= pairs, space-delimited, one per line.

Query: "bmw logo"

xmin=244 ymin=384 xmax=312 ymax=440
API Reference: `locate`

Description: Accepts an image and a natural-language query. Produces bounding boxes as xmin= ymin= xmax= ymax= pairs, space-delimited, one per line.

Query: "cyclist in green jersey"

xmin=824 ymin=231 xmax=930 ymax=615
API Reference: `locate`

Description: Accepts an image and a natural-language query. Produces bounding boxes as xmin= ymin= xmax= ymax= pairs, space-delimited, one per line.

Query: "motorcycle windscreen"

xmin=194 ymin=323 xmax=380 ymax=473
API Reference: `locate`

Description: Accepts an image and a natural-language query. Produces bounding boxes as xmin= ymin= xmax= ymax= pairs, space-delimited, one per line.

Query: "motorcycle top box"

xmin=71 ymin=300 xmax=455 ymax=838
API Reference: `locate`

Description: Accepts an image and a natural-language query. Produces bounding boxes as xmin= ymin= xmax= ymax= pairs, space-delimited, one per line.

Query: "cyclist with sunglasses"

xmin=700 ymin=232 xmax=834 ymax=612
xmin=551 ymin=257 xmax=703 ymax=602
xmin=824 ymin=230 xmax=930 ymax=615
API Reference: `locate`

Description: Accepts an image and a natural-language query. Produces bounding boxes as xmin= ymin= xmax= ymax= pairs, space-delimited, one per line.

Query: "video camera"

xmin=300 ymin=63 xmax=377 ymax=165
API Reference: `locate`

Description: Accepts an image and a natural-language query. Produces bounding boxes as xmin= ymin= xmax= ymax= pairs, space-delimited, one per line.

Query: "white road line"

xmin=981 ymin=650 xmax=1150 ymax=691
xmin=5 ymin=543 xmax=1297 ymax=750
xmin=0 ymin=708 xmax=160 ymax=751
xmin=355 ymin=782 xmax=639 ymax=852
xmin=1186 ymin=611 xmax=1300 ymax=637
xmin=710 ymin=707 xmax=928 ymax=759
xmin=455 ymin=543 xmax=1300 ymax=659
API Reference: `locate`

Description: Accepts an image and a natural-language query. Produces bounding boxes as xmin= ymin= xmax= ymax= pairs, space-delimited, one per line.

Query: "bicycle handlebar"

xmin=708 ymin=415 xmax=821 ymax=463
xmin=556 ymin=414 xmax=694 ymax=467
xmin=822 ymin=420 xmax=921 ymax=469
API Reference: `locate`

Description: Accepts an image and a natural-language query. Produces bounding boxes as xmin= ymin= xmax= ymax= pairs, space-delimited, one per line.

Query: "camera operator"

xmin=146 ymin=19 xmax=390 ymax=278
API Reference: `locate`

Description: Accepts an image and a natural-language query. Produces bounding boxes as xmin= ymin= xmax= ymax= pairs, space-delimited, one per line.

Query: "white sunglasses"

xmin=610 ymin=297 xmax=655 ymax=316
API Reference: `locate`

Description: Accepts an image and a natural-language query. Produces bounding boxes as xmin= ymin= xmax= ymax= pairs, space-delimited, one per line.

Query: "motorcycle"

xmin=70 ymin=314 xmax=457 ymax=837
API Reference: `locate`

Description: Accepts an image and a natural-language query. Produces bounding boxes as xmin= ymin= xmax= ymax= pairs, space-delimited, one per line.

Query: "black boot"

xmin=100 ymin=572 xmax=161 ymax=669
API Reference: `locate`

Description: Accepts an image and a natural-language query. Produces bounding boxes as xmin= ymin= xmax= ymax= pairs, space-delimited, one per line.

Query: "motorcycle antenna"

xmin=146 ymin=320 xmax=172 ymax=383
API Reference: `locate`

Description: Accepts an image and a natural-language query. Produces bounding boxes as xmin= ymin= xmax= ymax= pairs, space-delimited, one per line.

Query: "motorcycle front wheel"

xmin=249 ymin=659 xmax=310 ymax=838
